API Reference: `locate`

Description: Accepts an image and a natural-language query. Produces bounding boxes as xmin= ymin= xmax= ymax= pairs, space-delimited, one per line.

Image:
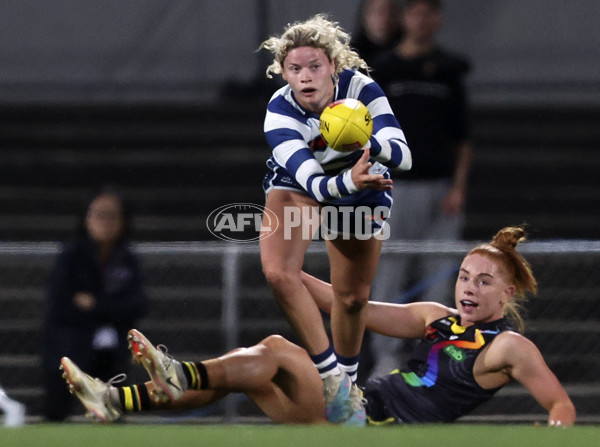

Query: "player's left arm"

xmin=494 ymin=332 xmax=576 ymax=427
xmin=357 ymin=80 xmax=412 ymax=172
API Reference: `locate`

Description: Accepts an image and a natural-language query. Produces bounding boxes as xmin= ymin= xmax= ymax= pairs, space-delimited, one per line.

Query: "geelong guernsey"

xmin=364 ymin=316 xmax=513 ymax=423
xmin=263 ymin=69 xmax=411 ymax=204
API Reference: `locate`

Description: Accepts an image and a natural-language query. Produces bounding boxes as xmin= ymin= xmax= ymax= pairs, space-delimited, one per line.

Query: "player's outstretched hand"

xmin=351 ymin=148 xmax=393 ymax=191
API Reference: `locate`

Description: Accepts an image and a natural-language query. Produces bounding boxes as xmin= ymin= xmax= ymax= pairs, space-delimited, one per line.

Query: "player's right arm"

xmin=300 ymin=271 xmax=450 ymax=338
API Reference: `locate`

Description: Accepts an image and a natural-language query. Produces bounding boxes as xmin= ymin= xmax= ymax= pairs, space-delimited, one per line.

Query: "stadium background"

xmin=0 ymin=0 xmax=598 ymax=424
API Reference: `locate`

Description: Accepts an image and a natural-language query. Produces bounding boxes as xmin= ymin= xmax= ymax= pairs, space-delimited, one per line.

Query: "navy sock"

xmin=310 ymin=344 xmax=341 ymax=378
xmin=337 ymin=353 xmax=359 ymax=383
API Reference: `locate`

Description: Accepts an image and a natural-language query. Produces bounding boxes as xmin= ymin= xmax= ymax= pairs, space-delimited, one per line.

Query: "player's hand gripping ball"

xmin=319 ymin=98 xmax=373 ymax=152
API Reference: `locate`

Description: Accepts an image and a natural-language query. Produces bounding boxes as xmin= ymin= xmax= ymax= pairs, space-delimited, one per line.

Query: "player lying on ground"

xmin=61 ymin=227 xmax=575 ymax=426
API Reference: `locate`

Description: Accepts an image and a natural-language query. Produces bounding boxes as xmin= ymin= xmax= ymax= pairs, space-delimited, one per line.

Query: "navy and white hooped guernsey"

xmin=262 ymin=69 xmax=412 ymax=205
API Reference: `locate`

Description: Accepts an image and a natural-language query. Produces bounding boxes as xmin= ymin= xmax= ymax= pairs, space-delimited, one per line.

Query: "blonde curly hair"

xmin=259 ymin=14 xmax=369 ymax=79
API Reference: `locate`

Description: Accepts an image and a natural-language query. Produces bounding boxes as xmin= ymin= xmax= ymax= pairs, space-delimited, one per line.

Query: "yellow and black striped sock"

xmin=181 ymin=361 xmax=208 ymax=390
xmin=118 ymin=384 xmax=151 ymax=413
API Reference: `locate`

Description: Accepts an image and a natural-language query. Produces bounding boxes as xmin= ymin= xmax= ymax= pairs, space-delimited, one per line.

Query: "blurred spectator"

xmin=0 ymin=384 xmax=25 ymax=427
xmin=351 ymin=0 xmax=403 ymax=66
xmin=42 ymin=186 xmax=148 ymax=421
xmin=367 ymin=0 xmax=473 ymax=377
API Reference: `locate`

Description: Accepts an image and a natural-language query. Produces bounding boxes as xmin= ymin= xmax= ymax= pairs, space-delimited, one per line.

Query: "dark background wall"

xmin=1 ymin=0 xmax=598 ymax=106
xmin=0 ymin=0 xmax=599 ymax=242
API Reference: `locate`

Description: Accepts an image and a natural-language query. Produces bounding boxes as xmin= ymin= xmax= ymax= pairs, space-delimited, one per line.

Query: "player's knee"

xmin=260 ymin=334 xmax=288 ymax=350
xmin=336 ymin=291 xmax=368 ymax=314
xmin=259 ymin=335 xmax=294 ymax=360
xmin=262 ymin=267 xmax=299 ymax=295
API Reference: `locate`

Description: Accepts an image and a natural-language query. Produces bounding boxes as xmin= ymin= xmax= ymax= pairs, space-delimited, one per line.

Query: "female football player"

xmin=61 ymin=226 xmax=575 ymax=427
xmin=257 ymin=14 xmax=411 ymax=421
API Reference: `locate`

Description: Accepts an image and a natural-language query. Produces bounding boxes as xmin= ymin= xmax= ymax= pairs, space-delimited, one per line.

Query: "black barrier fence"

xmin=0 ymin=240 xmax=598 ymax=423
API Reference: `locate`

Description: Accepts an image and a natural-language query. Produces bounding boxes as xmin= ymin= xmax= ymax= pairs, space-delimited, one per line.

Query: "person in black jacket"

xmin=42 ymin=186 xmax=148 ymax=421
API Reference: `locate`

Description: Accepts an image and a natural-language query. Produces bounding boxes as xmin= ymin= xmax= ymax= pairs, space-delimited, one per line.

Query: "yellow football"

xmin=319 ymin=98 xmax=373 ymax=152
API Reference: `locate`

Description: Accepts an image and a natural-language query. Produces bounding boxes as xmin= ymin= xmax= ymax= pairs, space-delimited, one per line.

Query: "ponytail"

xmin=467 ymin=226 xmax=538 ymax=333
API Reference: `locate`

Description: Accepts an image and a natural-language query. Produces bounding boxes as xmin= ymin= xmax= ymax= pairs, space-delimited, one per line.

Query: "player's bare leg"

xmin=326 ymin=236 xmax=381 ymax=371
xmin=63 ymin=332 xmax=325 ymax=423
xmin=128 ymin=329 xmax=325 ymax=423
xmin=205 ymin=335 xmax=326 ymax=424
xmin=324 ymin=235 xmax=381 ymax=425
xmin=260 ymin=190 xmax=330 ymax=357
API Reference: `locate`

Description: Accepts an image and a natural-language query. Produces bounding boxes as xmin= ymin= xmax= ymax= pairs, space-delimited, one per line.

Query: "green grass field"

xmin=1 ymin=423 xmax=598 ymax=447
